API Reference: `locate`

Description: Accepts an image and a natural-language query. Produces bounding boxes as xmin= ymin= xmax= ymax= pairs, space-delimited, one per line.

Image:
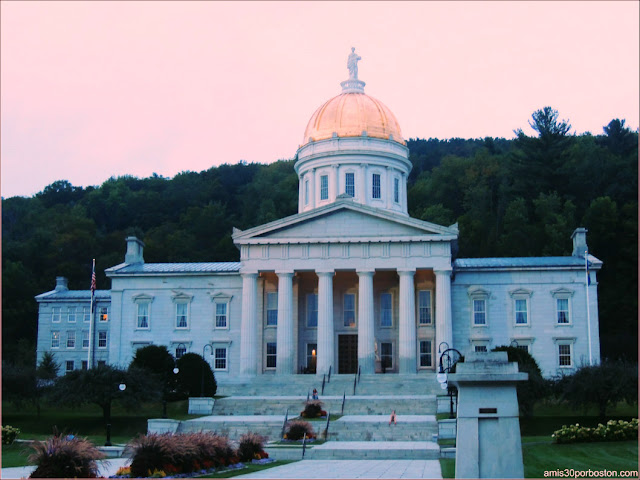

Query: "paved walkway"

xmin=1 ymin=457 xmax=130 ymax=479
xmin=235 ymin=459 xmax=442 ymax=479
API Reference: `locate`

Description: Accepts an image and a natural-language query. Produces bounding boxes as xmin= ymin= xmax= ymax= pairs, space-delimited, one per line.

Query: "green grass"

xmin=198 ymin=460 xmax=297 ymax=478
xmin=523 ymin=440 xmax=638 ymax=478
xmin=2 ymin=442 xmax=35 ymax=468
xmin=439 ymin=458 xmax=455 ymax=478
xmin=436 ymin=412 xmax=455 ymax=421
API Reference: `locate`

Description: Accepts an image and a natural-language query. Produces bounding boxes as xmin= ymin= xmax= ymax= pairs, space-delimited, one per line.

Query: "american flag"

xmin=90 ymin=259 xmax=96 ymax=294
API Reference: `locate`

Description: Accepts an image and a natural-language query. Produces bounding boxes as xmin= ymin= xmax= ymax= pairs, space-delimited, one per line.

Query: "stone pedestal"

xmin=147 ymin=419 xmax=181 ymax=434
xmin=448 ymin=352 xmax=528 ymax=479
xmin=188 ymin=397 xmax=215 ymax=415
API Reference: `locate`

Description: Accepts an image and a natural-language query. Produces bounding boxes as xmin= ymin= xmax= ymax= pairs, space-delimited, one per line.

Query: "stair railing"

xmin=307 ymin=389 xmax=310 ymax=402
xmin=328 ymin=365 xmax=332 ymax=383
xmin=280 ymin=407 xmax=289 ymax=440
xmin=341 ymin=391 xmax=346 ymax=415
xmin=357 ymin=365 xmax=361 ymax=384
xmin=323 ymin=410 xmax=331 ymax=439
xmin=353 ymin=371 xmax=357 ymax=395
xmin=321 ymin=374 xmax=326 ymax=395
xmin=302 ymin=432 xmax=307 ymax=458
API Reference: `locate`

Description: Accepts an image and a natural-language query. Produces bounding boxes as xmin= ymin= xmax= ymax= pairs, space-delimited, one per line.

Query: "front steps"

xmin=302 ymin=441 xmax=440 ymax=460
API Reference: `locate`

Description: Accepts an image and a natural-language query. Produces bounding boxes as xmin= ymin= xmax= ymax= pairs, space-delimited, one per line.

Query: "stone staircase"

xmin=160 ymin=373 xmax=443 ymax=461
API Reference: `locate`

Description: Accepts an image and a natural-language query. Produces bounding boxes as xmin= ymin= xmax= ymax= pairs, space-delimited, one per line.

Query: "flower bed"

xmin=300 ymin=400 xmax=327 ymax=418
xmin=283 ymin=420 xmax=316 ymax=441
xmin=552 ymin=418 xmax=638 ymax=444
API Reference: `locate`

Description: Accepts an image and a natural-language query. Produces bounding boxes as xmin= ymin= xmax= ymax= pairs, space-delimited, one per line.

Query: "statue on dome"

xmin=347 ymin=47 xmax=361 ymax=79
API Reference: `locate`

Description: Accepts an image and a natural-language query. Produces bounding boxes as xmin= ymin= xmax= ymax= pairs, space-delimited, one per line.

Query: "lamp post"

xmin=436 ymin=348 xmax=462 ymax=419
xmin=162 ymin=349 xmax=182 ymax=418
xmin=201 ymin=343 xmax=213 ymax=397
xmin=105 ymin=382 xmax=126 ymax=446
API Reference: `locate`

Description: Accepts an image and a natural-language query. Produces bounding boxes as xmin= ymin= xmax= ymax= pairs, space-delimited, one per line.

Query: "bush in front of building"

xmin=301 ymin=400 xmax=326 ymax=418
xmin=552 ymin=418 xmax=638 ymax=444
xmin=237 ymin=432 xmax=268 ymax=462
xmin=1 ymin=425 xmax=21 ymax=445
xmin=492 ymin=345 xmax=549 ymax=417
xmin=175 ymin=353 xmax=217 ymax=397
xmin=284 ymin=420 xmax=315 ymax=441
xmin=28 ymin=434 xmax=105 ymax=478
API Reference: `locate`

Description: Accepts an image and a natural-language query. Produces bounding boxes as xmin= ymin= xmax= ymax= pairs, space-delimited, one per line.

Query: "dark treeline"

xmin=2 ymin=107 xmax=637 ymax=365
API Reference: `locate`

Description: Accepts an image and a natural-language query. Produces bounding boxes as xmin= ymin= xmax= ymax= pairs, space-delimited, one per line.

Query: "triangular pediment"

xmin=233 ymin=201 xmax=457 ymax=243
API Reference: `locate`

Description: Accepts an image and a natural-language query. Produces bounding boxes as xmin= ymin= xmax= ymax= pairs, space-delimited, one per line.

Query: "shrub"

xmin=187 ymin=432 xmax=235 ymax=468
xmin=175 ymin=353 xmax=217 ymax=397
xmin=28 ymin=435 xmax=105 ymax=478
xmin=301 ymin=400 xmax=324 ymax=418
xmin=237 ymin=432 xmax=267 ymax=462
xmin=2 ymin=425 xmax=21 ymax=445
xmin=285 ymin=420 xmax=315 ymax=441
xmin=127 ymin=434 xmax=180 ymax=478
xmin=552 ymin=418 xmax=638 ymax=444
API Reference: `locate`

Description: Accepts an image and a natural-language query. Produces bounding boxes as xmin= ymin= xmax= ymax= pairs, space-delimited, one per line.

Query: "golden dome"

xmin=302 ymin=92 xmax=405 ymax=146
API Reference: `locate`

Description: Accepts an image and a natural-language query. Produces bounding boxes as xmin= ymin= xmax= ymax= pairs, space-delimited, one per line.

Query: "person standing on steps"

xmin=389 ymin=410 xmax=397 ymax=425
xmin=312 ymin=388 xmax=319 ymax=400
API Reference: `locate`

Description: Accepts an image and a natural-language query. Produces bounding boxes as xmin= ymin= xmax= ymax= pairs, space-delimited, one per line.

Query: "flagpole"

xmin=585 ymin=250 xmax=592 ymax=366
xmin=88 ymin=259 xmax=96 ymax=369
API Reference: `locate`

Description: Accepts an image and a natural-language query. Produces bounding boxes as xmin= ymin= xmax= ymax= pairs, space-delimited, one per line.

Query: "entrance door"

xmin=338 ymin=334 xmax=358 ymax=374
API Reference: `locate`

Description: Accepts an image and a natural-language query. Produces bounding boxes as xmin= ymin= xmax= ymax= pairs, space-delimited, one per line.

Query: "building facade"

xmin=35 ymin=52 xmax=602 ymax=379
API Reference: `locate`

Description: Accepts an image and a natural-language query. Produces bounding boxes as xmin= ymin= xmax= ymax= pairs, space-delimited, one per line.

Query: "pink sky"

xmin=2 ymin=1 xmax=638 ymax=198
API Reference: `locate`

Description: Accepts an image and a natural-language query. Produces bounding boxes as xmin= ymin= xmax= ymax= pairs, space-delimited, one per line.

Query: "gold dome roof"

xmin=302 ymin=92 xmax=405 ymax=146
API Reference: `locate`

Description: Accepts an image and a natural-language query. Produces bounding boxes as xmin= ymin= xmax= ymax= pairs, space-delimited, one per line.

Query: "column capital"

xmin=434 ymin=269 xmax=453 ymax=276
xmin=332 ymin=164 xmax=339 ymax=169
xmin=316 ymin=269 xmax=335 ymax=276
xmin=240 ymin=270 xmax=259 ymax=277
xmin=356 ymin=269 xmax=375 ymax=276
xmin=275 ymin=270 xmax=295 ymax=277
xmin=397 ymin=268 xmax=416 ymax=276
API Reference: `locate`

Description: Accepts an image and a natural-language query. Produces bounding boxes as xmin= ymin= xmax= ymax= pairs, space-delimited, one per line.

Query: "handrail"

xmin=302 ymin=432 xmax=307 ymax=458
xmin=341 ymin=391 xmax=346 ymax=415
xmin=323 ymin=410 xmax=331 ymax=439
xmin=307 ymin=389 xmax=310 ymax=402
xmin=353 ymin=371 xmax=357 ymax=395
xmin=281 ymin=407 xmax=289 ymax=439
xmin=328 ymin=365 xmax=332 ymax=383
xmin=321 ymin=374 xmax=326 ymax=395
xmin=357 ymin=365 xmax=361 ymax=384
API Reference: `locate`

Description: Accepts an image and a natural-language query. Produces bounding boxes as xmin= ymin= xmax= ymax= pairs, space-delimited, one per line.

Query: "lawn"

xmin=198 ymin=460 xmax=297 ymax=478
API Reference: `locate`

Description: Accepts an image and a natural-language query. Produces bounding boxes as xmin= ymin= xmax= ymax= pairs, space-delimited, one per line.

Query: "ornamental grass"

xmin=237 ymin=432 xmax=268 ymax=462
xmin=301 ymin=400 xmax=325 ymax=418
xmin=284 ymin=420 xmax=315 ymax=441
xmin=27 ymin=435 xmax=105 ymax=478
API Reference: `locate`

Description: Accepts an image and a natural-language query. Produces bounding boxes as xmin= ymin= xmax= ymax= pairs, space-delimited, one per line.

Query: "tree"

xmin=36 ymin=352 xmax=60 ymax=380
xmin=558 ymin=361 xmax=638 ymax=418
xmin=492 ymin=346 xmax=549 ymax=417
xmin=129 ymin=345 xmax=179 ymax=414
xmin=48 ymin=365 xmax=161 ymax=422
xmin=175 ymin=353 xmax=217 ymax=397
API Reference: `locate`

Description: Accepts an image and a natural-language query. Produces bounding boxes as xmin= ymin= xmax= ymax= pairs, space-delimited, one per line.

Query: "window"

xmin=65 ymin=360 xmax=74 ymax=373
xmin=473 ymin=299 xmax=487 ymax=325
xmin=304 ymin=179 xmax=309 ymax=205
xmin=307 ymin=343 xmax=317 ymax=371
xmin=97 ymin=360 xmax=106 ymax=367
xmin=68 ymin=307 xmax=76 ymax=323
xmin=52 ymin=307 xmax=61 ymax=323
xmin=137 ymin=303 xmax=150 ymax=329
xmin=344 ymin=293 xmax=356 ymax=327
xmin=307 ymin=294 xmax=318 ymax=327
xmin=215 ymin=302 xmax=228 ymax=328
xmin=176 ymin=346 xmax=187 ymax=359
xmin=266 ymin=342 xmax=277 ymax=369
xmin=558 ymin=344 xmax=572 ymax=367
xmin=372 ymin=173 xmax=381 ymax=199
xmin=381 ymin=342 xmax=393 ymax=370
xmin=418 ymin=291 xmax=432 ymax=324
xmin=81 ymin=360 xmax=88 ymax=370
xmin=556 ymin=299 xmax=569 ymax=324
xmin=345 ymin=172 xmax=355 ymax=197
xmin=266 ymin=292 xmax=278 ymax=326
xmin=516 ymin=344 xmax=529 ymax=353
xmin=99 ymin=306 xmax=108 ymax=322
xmin=380 ymin=293 xmax=392 ymax=327
xmin=474 ymin=345 xmax=488 ymax=353
xmin=51 ymin=331 xmax=60 ymax=349
xmin=82 ymin=330 xmax=89 ymax=348
xmin=515 ymin=299 xmax=528 ymax=325
xmin=66 ymin=331 xmax=76 ymax=349
xmin=320 ymin=175 xmax=328 ymax=200
xmin=419 ymin=340 xmax=432 ymax=368
xmin=214 ymin=348 xmax=227 ymax=370
xmin=98 ymin=331 xmax=107 ymax=349
xmin=83 ymin=306 xmax=90 ymax=323
xmin=394 ymin=177 xmax=399 ymax=203
xmin=176 ymin=303 xmax=188 ymax=329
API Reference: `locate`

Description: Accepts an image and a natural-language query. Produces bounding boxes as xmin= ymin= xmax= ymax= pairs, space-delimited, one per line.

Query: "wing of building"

xmin=35 ymin=52 xmax=602 ymax=379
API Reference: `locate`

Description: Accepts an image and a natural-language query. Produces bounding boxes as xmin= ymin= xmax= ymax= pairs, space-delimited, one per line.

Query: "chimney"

xmin=55 ymin=277 xmax=69 ymax=291
xmin=571 ymin=228 xmax=588 ymax=257
xmin=125 ymin=236 xmax=145 ymax=264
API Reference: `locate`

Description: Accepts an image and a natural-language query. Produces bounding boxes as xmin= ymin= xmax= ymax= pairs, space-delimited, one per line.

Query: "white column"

xmin=240 ymin=272 xmax=259 ymax=376
xmin=276 ymin=271 xmax=295 ymax=374
xmin=309 ymin=168 xmax=316 ymax=209
xmin=332 ymin=164 xmax=340 ymax=201
xmin=398 ymin=269 xmax=417 ymax=373
xmin=298 ymin=175 xmax=303 ymax=212
xmin=358 ymin=164 xmax=367 ymax=206
xmin=386 ymin=166 xmax=392 ymax=210
xmin=401 ymin=172 xmax=408 ymax=214
xmin=316 ymin=271 xmax=334 ymax=375
xmin=357 ymin=270 xmax=375 ymax=374
xmin=435 ymin=269 xmax=453 ymax=353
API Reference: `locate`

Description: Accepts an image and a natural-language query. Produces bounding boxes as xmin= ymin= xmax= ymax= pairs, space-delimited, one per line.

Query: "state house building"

xmin=35 ymin=53 xmax=602 ymax=380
